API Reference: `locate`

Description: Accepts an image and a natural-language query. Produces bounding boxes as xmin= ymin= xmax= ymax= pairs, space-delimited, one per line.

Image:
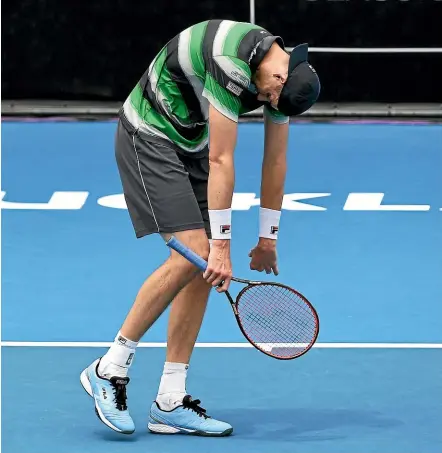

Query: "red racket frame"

xmin=223 ymin=279 xmax=320 ymax=360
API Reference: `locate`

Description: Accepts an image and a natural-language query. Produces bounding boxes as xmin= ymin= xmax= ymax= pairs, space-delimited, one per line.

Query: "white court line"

xmin=1 ymin=341 xmax=442 ymax=349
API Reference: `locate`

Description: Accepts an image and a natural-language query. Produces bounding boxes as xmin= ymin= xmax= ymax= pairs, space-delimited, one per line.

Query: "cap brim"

xmin=288 ymin=43 xmax=309 ymax=72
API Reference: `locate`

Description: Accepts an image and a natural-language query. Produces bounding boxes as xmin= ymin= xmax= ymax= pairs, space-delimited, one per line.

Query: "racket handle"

xmin=166 ymin=236 xmax=208 ymax=272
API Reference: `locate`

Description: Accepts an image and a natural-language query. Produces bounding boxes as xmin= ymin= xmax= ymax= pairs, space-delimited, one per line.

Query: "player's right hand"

xmin=203 ymin=240 xmax=232 ymax=292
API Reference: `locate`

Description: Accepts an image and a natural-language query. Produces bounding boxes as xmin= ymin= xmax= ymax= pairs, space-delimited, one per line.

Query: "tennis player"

xmin=80 ymin=19 xmax=320 ymax=436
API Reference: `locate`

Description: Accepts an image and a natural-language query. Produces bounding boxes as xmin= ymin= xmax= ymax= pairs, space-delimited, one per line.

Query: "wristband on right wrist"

xmin=209 ymin=208 xmax=232 ymax=240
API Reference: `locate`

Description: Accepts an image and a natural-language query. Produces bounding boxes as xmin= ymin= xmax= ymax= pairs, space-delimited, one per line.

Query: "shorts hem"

xmin=135 ymin=222 xmax=207 ymax=239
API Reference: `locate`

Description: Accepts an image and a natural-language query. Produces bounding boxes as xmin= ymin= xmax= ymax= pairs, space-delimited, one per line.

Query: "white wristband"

xmin=208 ymin=208 xmax=232 ymax=239
xmin=259 ymin=207 xmax=281 ymax=239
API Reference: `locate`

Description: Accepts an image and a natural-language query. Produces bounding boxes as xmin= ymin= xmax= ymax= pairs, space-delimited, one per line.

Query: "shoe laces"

xmin=109 ymin=377 xmax=130 ymax=411
xmin=182 ymin=395 xmax=210 ymax=419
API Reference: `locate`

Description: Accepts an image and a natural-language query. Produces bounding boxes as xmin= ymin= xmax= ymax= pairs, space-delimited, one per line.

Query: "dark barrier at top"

xmin=258 ymin=0 xmax=441 ymax=48
xmin=2 ymin=0 xmax=442 ymax=103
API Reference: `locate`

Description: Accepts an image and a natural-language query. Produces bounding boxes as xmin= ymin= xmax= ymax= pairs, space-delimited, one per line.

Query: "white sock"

xmin=98 ymin=331 xmax=138 ymax=378
xmin=156 ymin=362 xmax=189 ymax=410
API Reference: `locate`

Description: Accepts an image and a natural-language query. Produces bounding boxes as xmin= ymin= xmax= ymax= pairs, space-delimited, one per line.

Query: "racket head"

xmin=233 ymin=282 xmax=319 ymax=360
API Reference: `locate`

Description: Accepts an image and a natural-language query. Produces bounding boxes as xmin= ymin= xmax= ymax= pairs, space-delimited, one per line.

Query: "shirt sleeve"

xmin=264 ymin=104 xmax=290 ymax=124
xmin=202 ymin=55 xmax=251 ymax=122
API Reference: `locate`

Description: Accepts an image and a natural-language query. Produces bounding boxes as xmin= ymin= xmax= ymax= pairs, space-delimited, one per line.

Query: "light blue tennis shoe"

xmin=148 ymin=395 xmax=233 ymax=436
xmin=80 ymin=358 xmax=135 ymax=434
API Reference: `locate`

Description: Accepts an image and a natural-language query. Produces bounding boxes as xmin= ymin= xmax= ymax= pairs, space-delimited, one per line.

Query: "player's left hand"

xmin=248 ymin=238 xmax=279 ymax=275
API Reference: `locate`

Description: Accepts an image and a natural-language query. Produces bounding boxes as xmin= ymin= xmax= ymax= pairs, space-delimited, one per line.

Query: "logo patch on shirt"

xmin=230 ymin=71 xmax=249 ymax=88
xmin=226 ymin=81 xmax=243 ymax=96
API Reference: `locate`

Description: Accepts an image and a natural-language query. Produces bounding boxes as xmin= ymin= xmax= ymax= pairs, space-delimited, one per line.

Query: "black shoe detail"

xmin=182 ymin=395 xmax=210 ymax=419
xmin=109 ymin=376 xmax=130 ymax=411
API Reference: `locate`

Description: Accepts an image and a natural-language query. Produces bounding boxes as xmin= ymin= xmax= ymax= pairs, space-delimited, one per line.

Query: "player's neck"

xmin=260 ymin=44 xmax=289 ymax=76
xmin=263 ymin=43 xmax=289 ymax=65
xmin=258 ymin=44 xmax=289 ymax=81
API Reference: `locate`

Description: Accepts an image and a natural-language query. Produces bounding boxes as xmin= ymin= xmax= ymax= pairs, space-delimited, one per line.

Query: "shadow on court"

xmin=215 ymin=408 xmax=402 ymax=442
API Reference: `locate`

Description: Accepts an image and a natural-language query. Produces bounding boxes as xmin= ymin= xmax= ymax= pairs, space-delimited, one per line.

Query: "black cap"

xmin=277 ymin=43 xmax=320 ymax=116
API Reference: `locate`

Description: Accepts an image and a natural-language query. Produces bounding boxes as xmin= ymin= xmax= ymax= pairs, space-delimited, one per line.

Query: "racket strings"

xmin=237 ymin=284 xmax=318 ymax=359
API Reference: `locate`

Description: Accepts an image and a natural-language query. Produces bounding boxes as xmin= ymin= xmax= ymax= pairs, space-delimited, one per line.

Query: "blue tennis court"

xmin=2 ymin=120 xmax=442 ymax=453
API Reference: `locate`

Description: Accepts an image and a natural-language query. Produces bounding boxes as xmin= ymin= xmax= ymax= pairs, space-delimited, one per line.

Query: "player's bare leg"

xmin=166 ymin=274 xmax=211 ymax=363
xmin=80 ymin=228 xmax=210 ymax=434
xmin=154 ymin=274 xmax=211 ymax=410
xmin=117 ymin=230 xmax=209 ymax=343
xmin=148 ymin=237 xmax=232 ymax=437
xmin=149 ymin=270 xmax=232 ymax=437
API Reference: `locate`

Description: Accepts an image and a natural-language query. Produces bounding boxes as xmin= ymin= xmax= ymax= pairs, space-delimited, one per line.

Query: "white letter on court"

xmin=343 ymin=193 xmax=430 ymax=211
xmin=231 ymin=193 xmax=261 ymax=210
xmin=0 ymin=191 xmax=89 ymax=210
xmin=97 ymin=194 xmax=127 ymax=209
xmin=282 ymin=193 xmax=330 ymax=211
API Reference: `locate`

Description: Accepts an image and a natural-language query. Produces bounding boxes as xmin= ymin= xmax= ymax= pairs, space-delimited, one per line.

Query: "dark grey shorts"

xmin=115 ymin=114 xmax=210 ymax=239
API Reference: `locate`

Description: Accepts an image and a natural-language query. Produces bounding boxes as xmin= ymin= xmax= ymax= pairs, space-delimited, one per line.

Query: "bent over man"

xmin=80 ymin=19 xmax=320 ymax=437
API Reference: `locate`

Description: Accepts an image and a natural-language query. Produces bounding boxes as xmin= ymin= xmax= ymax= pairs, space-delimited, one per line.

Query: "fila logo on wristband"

xmin=259 ymin=207 xmax=281 ymax=239
xmin=209 ymin=208 xmax=232 ymax=239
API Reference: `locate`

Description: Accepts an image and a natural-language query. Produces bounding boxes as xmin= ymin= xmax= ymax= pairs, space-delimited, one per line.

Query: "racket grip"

xmin=166 ymin=236 xmax=208 ymax=272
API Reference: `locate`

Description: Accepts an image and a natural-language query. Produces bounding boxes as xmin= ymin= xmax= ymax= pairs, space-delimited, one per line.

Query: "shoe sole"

xmin=148 ymin=420 xmax=233 ymax=437
xmin=80 ymin=369 xmax=135 ymax=435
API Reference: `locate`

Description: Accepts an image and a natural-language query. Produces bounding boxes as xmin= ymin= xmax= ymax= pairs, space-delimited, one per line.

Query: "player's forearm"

xmin=207 ymin=105 xmax=237 ymax=242
xmin=260 ymin=117 xmax=288 ymax=211
xmin=260 ymin=156 xmax=287 ymax=210
xmin=208 ymin=154 xmax=235 ymax=210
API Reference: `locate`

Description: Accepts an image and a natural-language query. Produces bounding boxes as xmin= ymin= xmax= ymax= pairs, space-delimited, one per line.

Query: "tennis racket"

xmin=166 ymin=236 xmax=319 ymax=360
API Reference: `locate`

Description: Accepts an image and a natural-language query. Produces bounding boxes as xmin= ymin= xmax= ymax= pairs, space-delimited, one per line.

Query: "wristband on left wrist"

xmin=259 ymin=207 xmax=281 ymax=239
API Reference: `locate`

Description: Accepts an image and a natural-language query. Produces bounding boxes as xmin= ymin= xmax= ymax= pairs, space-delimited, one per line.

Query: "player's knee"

xmin=179 ymin=240 xmax=209 ymax=276
xmin=184 ymin=234 xmax=210 ymax=264
xmin=194 ymin=240 xmax=210 ymax=262
xmin=164 ymin=230 xmax=210 ymax=271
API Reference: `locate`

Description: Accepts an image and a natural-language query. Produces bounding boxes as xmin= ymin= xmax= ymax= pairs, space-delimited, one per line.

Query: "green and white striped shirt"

xmin=122 ymin=19 xmax=289 ymax=153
